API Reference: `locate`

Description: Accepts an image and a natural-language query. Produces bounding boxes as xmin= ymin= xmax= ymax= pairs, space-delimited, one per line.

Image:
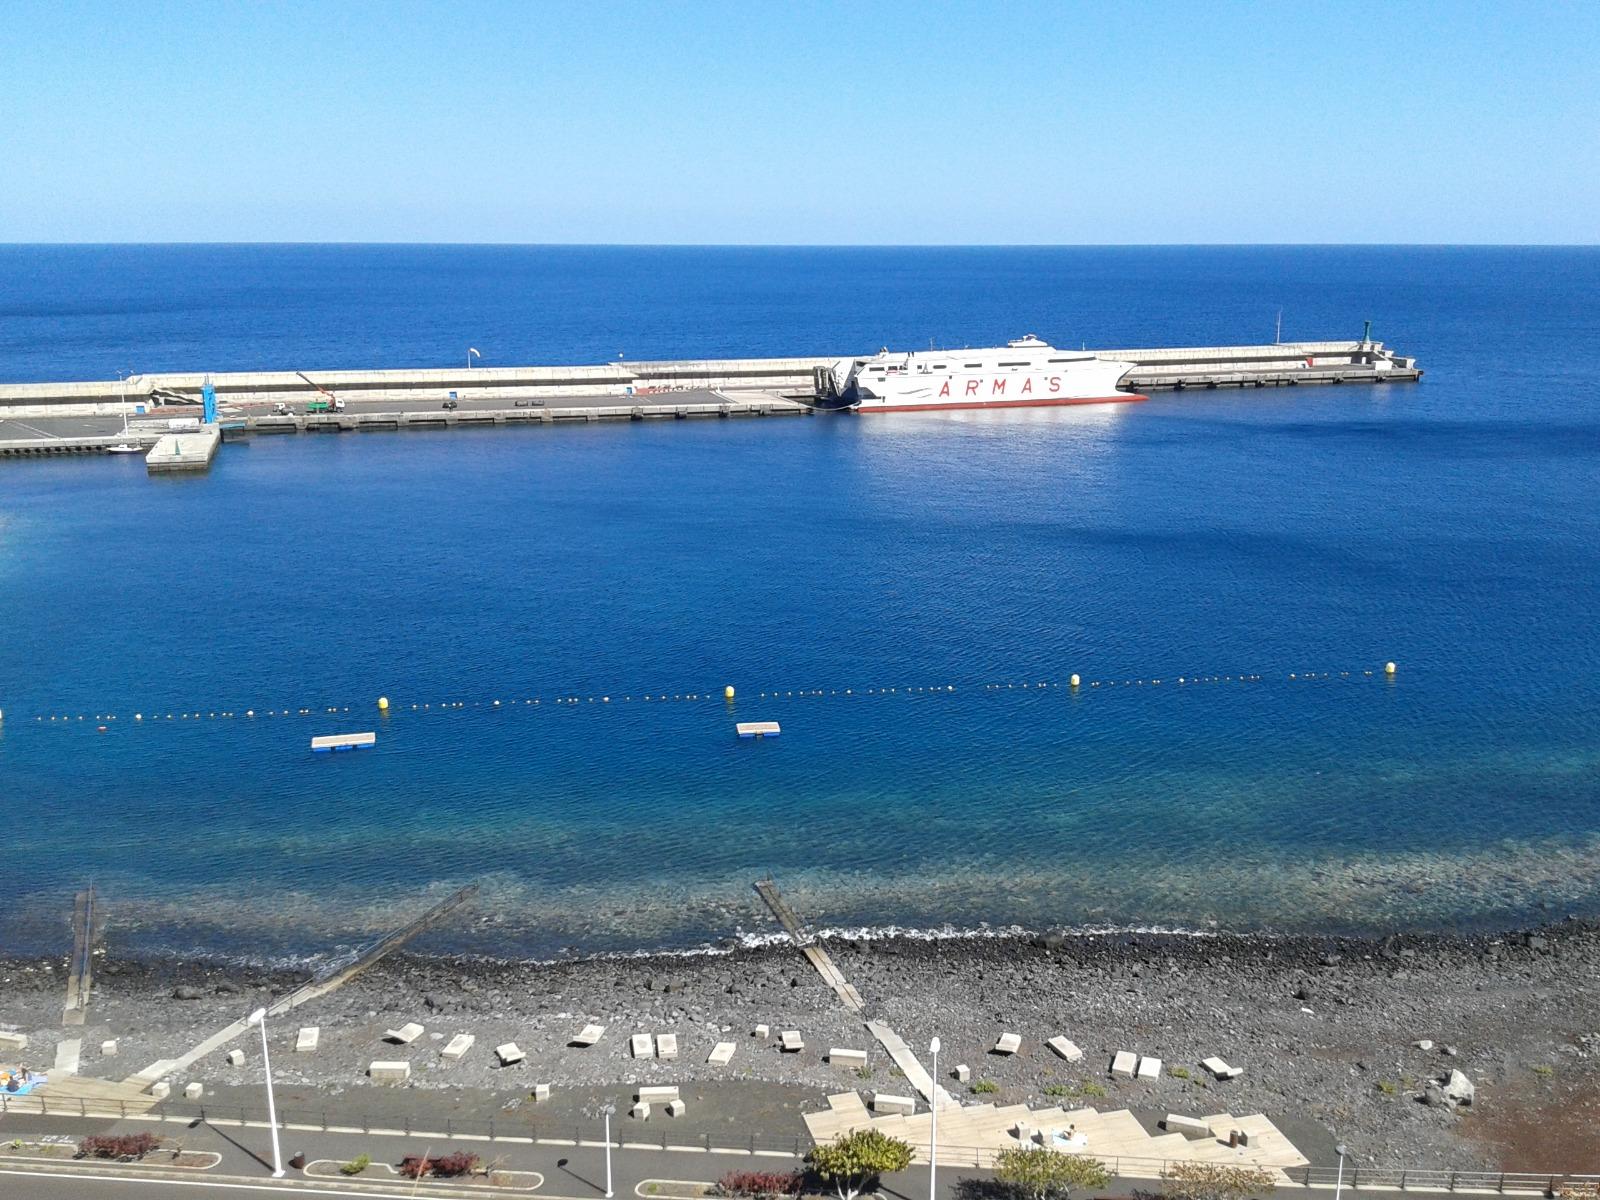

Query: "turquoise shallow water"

xmin=1 ymin=246 xmax=1597 ymax=960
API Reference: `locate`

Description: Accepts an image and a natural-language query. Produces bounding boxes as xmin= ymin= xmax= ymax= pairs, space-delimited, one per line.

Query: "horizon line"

xmin=1 ymin=240 xmax=1597 ymax=250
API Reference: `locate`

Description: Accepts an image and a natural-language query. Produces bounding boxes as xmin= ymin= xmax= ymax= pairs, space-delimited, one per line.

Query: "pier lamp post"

xmin=1334 ymin=1143 xmax=1347 ymax=1200
xmin=601 ymin=1102 xmax=616 ymax=1198
xmin=467 ymin=347 xmax=481 ymax=369
xmin=245 ymin=1007 xmax=284 ymax=1178
xmin=928 ymin=1036 xmax=940 ymax=1200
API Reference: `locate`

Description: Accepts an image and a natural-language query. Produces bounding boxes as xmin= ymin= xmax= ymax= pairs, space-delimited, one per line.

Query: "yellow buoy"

xmin=1385 ymin=661 xmax=1397 ymax=676
xmin=724 ymin=685 xmax=735 ymax=700
xmin=1070 ymin=673 xmax=1080 ymax=688
xmin=377 ymin=696 xmax=389 ymax=711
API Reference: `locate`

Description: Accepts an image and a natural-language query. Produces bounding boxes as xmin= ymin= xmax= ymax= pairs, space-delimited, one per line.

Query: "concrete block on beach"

xmin=954 ymin=1064 xmax=970 ymax=1082
xmin=637 ymin=1085 xmax=680 ymax=1102
xmin=184 ymin=1082 xmax=204 ymax=1100
xmin=993 ymin=1032 xmax=1021 ymax=1055
xmin=1111 ymin=1050 xmax=1137 ymax=1078
xmin=495 ymin=1042 xmax=525 ymax=1066
xmin=100 ymin=1039 xmax=118 ymax=1057
xmin=631 ymin=1100 xmax=651 ymax=1120
xmin=829 ymin=1048 xmax=868 ymax=1068
xmin=1047 ymin=1036 xmax=1083 ymax=1062
xmin=630 ymin=1033 xmax=655 ymax=1059
xmin=667 ymin=1097 xmax=686 ymax=1117
xmin=1201 ymin=1055 xmax=1242 ymax=1080
xmin=0 ymin=1031 xmax=28 ymax=1053
xmin=442 ymin=1033 xmax=475 ymax=1062
xmin=1137 ymin=1055 xmax=1162 ymax=1080
xmin=754 ymin=1024 xmax=770 ymax=1040
xmin=295 ymin=1027 xmax=319 ymax=1054
xmin=149 ymin=1081 xmax=171 ymax=1100
xmin=707 ymin=1041 xmax=736 ymax=1066
xmin=532 ymin=1083 xmax=551 ymax=1103
xmin=226 ymin=1048 xmax=245 ymax=1067
xmin=780 ymin=1030 xmax=804 ymax=1052
xmin=572 ymin=1023 xmax=606 ymax=1047
xmin=656 ymin=1033 xmax=679 ymax=1061
xmin=385 ymin=1022 xmax=425 ymax=1045
xmin=871 ymin=1092 xmax=916 ymax=1115
xmin=369 ymin=1060 xmax=411 ymax=1083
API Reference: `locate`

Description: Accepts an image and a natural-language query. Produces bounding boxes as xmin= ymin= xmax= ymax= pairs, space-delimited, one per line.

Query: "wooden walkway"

xmin=127 ymin=884 xmax=479 ymax=1089
xmin=62 ymin=884 xmax=98 ymax=1027
xmin=752 ymin=880 xmax=863 ymax=1012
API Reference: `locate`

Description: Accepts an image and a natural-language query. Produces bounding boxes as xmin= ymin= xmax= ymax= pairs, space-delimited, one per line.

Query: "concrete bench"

xmin=532 ymin=1083 xmax=551 ymax=1103
xmin=631 ymin=1100 xmax=651 ymax=1120
xmin=707 ymin=1041 xmax=736 ymax=1066
xmin=754 ymin=1024 xmax=770 ymax=1040
xmin=1137 ymin=1055 xmax=1162 ymax=1080
xmin=666 ymin=1097 xmax=686 ymax=1117
xmin=369 ymin=1060 xmax=411 ymax=1083
xmin=385 ymin=1022 xmax=425 ymax=1045
xmin=572 ymin=1023 xmax=606 ymax=1047
xmin=637 ymin=1085 xmax=680 ymax=1102
xmin=442 ymin=1033 xmax=474 ymax=1062
xmin=630 ymin=1033 xmax=655 ymax=1059
xmin=1047 ymin=1036 xmax=1083 ymax=1062
xmin=1201 ymin=1055 xmax=1242 ymax=1079
xmin=871 ymin=1093 xmax=916 ymax=1115
xmin=148 ymin=1081 xmax=171 ymax=1100
xmin=829 ymin=1048 xmax=868 ymax=1068
xmin=656 ymin=1033 xmax=679 ymax=1061
xmin=226 ymin=1048 xmax=245 ymax=1067
xmin=993 ymin=1033 xmax=1021 ymax=1055
xmin=495 ymin=1042 xmax=525 ymax=1066
xmin=100 ymin=1039 xmax=118 ymax=1057
xmin=1164 ymin=1113 xmax=1212 ymax=1137
xmin=184 ymin=1082 xmax=204 ymax=1100
xmin=954 ymin=1063 xmax=971 ymax=1082
xmin=1111 ymin=1050 xmax=1137 ymax=1078
xmin=0 ymin=1032 xmax=28 ymax=1053
xmin=780 ymin=1030 xmax=804 ymax=1052
xmin=295 ymin=1027 xmax=320 ymax=1054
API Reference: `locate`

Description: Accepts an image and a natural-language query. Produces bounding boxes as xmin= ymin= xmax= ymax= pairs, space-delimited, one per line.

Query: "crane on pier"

xmin=294 ymin=371 xmax=344 ymax=413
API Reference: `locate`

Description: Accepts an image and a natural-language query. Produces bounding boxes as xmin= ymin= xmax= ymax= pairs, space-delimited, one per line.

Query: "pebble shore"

xmin=4 ymin=920 xmax=1599 ymax=1171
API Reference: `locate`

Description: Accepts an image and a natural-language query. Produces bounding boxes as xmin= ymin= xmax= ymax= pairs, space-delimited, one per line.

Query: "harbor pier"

xmin=0 ymin=337 xmax=1421 ymax=466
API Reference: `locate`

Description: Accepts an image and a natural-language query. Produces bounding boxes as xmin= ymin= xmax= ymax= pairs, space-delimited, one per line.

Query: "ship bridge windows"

xmin=963 ymin=362 xmax=982 ymax=368
xmin=997 ymin=360 xmax=1030 ymax=367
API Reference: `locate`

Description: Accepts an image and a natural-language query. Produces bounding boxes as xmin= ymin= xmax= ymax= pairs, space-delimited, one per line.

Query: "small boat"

xmin=106 ymin=373 xmax=144 ymax=453
xmin=106 ymin=443 xmax=142 ymax=454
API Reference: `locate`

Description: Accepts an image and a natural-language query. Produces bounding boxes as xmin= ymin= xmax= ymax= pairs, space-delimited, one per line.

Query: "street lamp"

xmin=245 ymin=1008 xmax=284 ymax=1178
xmin=1334 ymin=1143 xmax=1348 ymax=1200
xmin=601 ymin=1102 xmax=616 ymax=1198
xmin=928 ymin=1037 xmax=940 ymax=1200
xmin=467 ymin=347 xmax=481 ymax=369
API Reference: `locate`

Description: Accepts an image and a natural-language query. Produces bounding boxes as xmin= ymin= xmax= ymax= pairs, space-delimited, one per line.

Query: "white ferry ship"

xmin=817 ymin=336 xmax=1145 ymax=412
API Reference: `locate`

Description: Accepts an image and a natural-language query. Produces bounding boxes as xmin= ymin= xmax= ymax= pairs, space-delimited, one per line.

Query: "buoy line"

xmin=14 ymin=662 xmax=1397 ymax=730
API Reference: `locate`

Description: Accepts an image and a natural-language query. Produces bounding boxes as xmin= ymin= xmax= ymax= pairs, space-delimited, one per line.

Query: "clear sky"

xmin=3 ymin=0 xmax=1596 ymax=244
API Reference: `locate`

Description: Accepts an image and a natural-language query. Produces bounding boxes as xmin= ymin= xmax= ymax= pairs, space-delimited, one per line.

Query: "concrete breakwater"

xmin=0 ymin=339 xmax=1419 ymax=417
xmin=0 ymin=339 xmax=1420 ymax=464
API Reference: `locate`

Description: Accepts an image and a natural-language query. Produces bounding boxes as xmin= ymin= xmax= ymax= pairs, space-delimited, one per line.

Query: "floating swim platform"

xmin=311 ymin=732 xmax=376 ymax=753
xmin=736 ymin=721 xmax=781 ymax=739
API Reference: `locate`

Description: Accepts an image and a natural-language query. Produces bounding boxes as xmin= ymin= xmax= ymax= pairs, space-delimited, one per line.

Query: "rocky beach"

xmin=5 ymin=919 xmax=1599 ymax=1173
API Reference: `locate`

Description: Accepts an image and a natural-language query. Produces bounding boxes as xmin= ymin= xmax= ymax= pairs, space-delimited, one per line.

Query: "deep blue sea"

xmin=2 ymin=245 xmax=1598 ymax=964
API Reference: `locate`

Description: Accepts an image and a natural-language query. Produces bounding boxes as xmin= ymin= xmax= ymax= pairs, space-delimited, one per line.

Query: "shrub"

xmin=1076 ymin=1081 xmax=1107 ymax=1099
xmin=1532 ymin=1064 xmax=1555 ymax=1077
xmin=994 ymin=1146 xmax=1110 ymax=1200
xmin=1041 ymin=1084 xmax=1070 ymax=1097
xmin=399 ymin=1150 xmax=480 ymax=1179
xmin=1376 ymin=1080 xmax=1398 ymax=1096
xmin=78 ymin=1133 xmax=160 ymax=1161
xmin=1161 ymin=1162 xmax=1279 ymax=1200
xmin=806 ymin=1129 xmax=914 ymax=1200
xmin=340 ymin=1153 xmax=371 ymax=1176
xmin=971 ymin=1079 xmax=1000 ymax=1094
xmin=1170 ymin=1066 xmax=1191 ymax=1079
xmin=715 ymin=1169 xmax=806 ymax=1197
xmin=854 ymin=1066 xmax=873 ymax=1081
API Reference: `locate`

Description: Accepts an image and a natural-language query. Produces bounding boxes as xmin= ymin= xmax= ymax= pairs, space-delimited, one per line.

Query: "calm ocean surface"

xmin=1 ymin=245 xmax=1598 ymax=963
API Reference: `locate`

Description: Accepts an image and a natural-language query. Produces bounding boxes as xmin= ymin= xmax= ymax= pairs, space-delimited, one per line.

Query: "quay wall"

xmin=0 ymin=341 xmax=1417 ymax=416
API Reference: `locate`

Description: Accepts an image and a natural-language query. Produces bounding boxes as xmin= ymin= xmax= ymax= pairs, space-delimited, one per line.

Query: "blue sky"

xmin=2 ymin=0 xmax=1596 ymax=243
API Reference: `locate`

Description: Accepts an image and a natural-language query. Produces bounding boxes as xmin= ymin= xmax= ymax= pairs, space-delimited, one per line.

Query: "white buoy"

xmin=1385 ymin=661 xmax=1397 ymax=676
xmin=724 ymin=685 xmax=735 ymax=700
